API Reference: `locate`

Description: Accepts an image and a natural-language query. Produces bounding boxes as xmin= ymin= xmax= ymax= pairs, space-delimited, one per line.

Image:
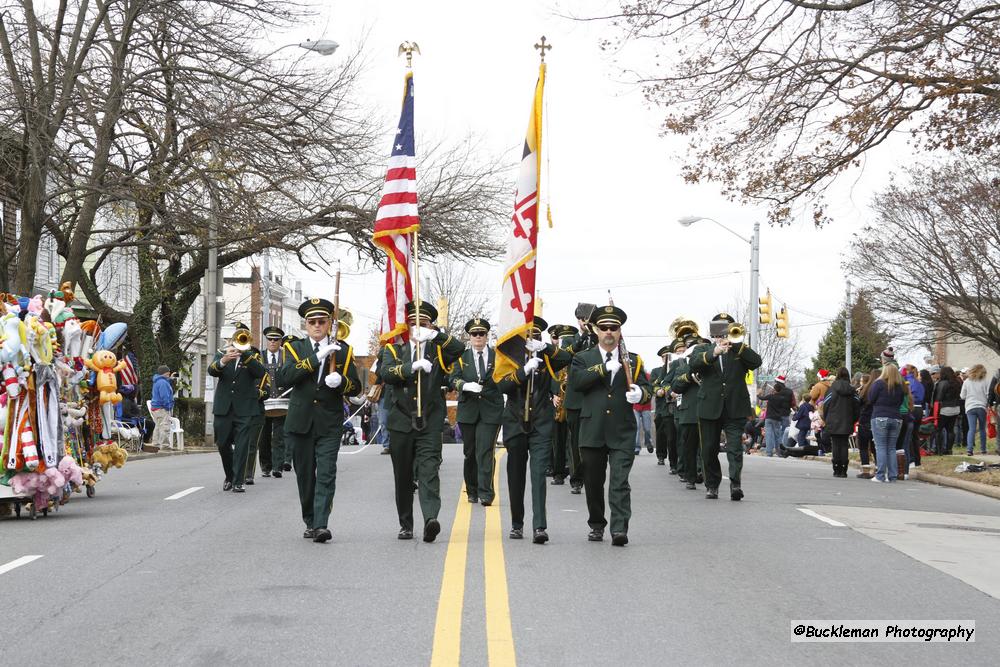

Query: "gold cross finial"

xmin=534 ymin=36 xmax=552 ymax=63
xmin=398 ymin=41 xmax=421 ymax=68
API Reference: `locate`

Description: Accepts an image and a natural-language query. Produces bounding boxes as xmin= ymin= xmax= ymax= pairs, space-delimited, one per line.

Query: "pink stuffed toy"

xmin=57 ymin=455 xmax=84 ymax=487
xmin=11 ymin=471 xmax=40 ymax=495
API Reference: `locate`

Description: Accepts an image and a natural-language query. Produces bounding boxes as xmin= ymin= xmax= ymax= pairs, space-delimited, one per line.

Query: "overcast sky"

xmin=264 ymin=0 xmax=921 ymax=371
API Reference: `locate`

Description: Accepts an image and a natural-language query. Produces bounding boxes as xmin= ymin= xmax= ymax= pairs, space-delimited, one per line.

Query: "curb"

xmin=788 ymin=452 xmax=1000 ymax=501
xmin=128 ymin=448 xmax=215 ymax=462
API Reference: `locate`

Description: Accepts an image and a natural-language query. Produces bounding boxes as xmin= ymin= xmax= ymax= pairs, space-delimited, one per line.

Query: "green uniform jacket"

xmin=669 ymin=357 xmax=701 ymax=425
xmin=689 ymin=342 xmax=763 ymax=421
xmin=448 ymin=347 xmax=503 ymax=425
xmin=277 ymin=338 xmax=362 ymax=435
xmin=569 ymin=346 xmax=653 ymax=451
xmin=377 ymin=332 xmax=465 ymax=433
xmin=562 ymin=329 xmax=596 ymax=411
xmin=651 ymin=361 xmax=679 ymax=418
xmin=496 ymin=343 xmax=571 ymax=439
xmin=208 ymin=349 xmax=267 ymax=417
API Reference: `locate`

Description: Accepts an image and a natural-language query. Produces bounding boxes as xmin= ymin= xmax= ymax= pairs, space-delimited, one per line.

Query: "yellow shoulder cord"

xmin=544 ymin=354 xmax=557 ymax=381
xmin=386 ymin=344 xmax=399 ymax=361
xmin=437 ymin=345 xmax=453 ymax=374
xmin=633 ymin=355 xmax=644 ymax=384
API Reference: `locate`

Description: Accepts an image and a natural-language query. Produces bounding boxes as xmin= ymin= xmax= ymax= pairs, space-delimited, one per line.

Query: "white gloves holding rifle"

xmin=411 ymin=358 xmax=432 ymax=374
xmin=525 ymin=338 xmax=546 ymax=353
xmin=316 ymin=342 xmax=340 ymax=360
xmin=462 ymin=382 xmax=483 ymax=394
xmin=604 ymin=358 xmax=621 ymax=376
xmin=523 ymin=357 xmax=541 ymax=374
xmin=324 ymin=372 xmax=343 ymax=388
xmin=625 ymin=384 xmax=643 ymax=404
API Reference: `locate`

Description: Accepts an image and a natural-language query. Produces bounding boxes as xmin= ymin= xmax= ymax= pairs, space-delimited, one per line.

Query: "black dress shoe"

xmin=509 ymin=528 xmax=523 ymax=539
xmin=398 ymin=528 xmax=413 ymax=540
xmin=646 ymin=444 xmax=654 ymax=453
xmin=685 ymin=481 xmax=696 ymax=490
xmin=669 ymin=468 xmax=678 ymax=475
xmin=705 ymin=488 xmax=718 ymax=499
xmin=223 ymin=481 xmax=233 ymax=491
xmin=611 ymin=532 xmax=629 ymax=547
xmin=303 ymin=528 xmax=317 ymax=539
xmin=282 ymin=463 xmax=292 ymax=472
xmin=533 ymin=529 xmax=549 ymax=544
xmin=731 ymin=485 xmax=744 ymax=501
xmin=587 ymin=529 xmax=604 ymax=542
xmin=657 ymin=458 xmax=665 ymax=466
xmin=544 ymin=466 xmax=554 ymax=477
xmin=468 ymin=496 xmax=479 ymax=504
xmin=272 ymin=471 xmax=283 ymax=479
xmin=423 ymin=519 xmax=441 ymax=543
xmin=233 ymin=485 xmax=245 ymax=493
xmin=245 ymin=478 xmax=255 ymax=486
xmin=570 ymin=485 xmax=582 ymax=495
xmin=313 ymin=528 xmax=332 ymax=543
xmin=480 ymin=499 xmax=492 ymax=507
xmin=696 ymin=475 xmax=704 ymax=484
xmin=262 ymin=470 xmax=271 ymax=478
xmin=551 ymin=477 xmax=565 ymax=485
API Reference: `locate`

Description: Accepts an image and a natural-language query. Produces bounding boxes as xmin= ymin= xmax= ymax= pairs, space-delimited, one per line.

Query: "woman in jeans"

xmin=960 ymin=364 xmax=990 ymax=455
xmin=867 ymin=364 xmax=905 ymax=483
xmin=855 ymin=373 xmax=875 ymax=478
xmin=934 ymin=366 xmax=962 ymax=455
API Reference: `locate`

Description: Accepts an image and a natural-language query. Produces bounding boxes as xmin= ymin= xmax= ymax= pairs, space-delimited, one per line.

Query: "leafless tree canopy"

xmin=589 ymin=1 xmax=1000 ymax=224
xmin=847 ymin=158 xmax=1000 ymax=352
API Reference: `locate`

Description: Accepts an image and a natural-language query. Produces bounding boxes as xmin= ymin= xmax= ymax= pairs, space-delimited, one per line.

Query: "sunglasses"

xmin=306 ymin=318 xmax=330 ymax=326
xmin=469 ymin=332 xmax=486 ymax=337
xmin=597 ymin=325 xmax=620 ymax=332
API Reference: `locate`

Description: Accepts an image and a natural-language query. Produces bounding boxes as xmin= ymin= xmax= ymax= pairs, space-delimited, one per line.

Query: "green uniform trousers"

xmin=459 ymin=421 xmax=500 ymax=503
xmin=698 ymin=416 xmax=746 ymax=490
xmin=244 ymin=413 xmax=265 ymax=480
xmin=505 ymin=431 xmax=550 ymax=531
xmin=389 ymin=429 xmax=442 ymax=531
xmin=654 ymin=414 xmax=678 ymax=469
xmin=565 ymin=409 xmax=584 ymax=487
xmin=260 ymin=415 xmax=288 ymax=472
xmin=676 ymin=421 xmax=701 ymax=483
xmin=287 ymin=426 xmax=342 ymax=530
xmin=213 ymin=413 xmax=251 ymax=484
xmin=581 ymin=445 xmax=634 ymax=534
xmin=551 ymin=419 xmax=569 ymax=481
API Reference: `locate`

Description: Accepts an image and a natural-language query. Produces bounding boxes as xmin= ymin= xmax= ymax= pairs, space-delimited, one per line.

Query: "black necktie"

xmin=606 ymin=351 xmax=612 ymax=362
xmin=478 ymin=351 xmax=486 ymax=381
xmin=314 ymin=342 xmax=320 ymax=354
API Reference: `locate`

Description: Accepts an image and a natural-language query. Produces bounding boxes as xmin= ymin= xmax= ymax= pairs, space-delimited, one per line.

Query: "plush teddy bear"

xmin=84 ymin=350 xmax=127 ymax=404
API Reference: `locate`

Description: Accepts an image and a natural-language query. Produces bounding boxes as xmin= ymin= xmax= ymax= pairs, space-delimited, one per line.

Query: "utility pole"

xmin=845 ymin=281 xmax=853 ymax=377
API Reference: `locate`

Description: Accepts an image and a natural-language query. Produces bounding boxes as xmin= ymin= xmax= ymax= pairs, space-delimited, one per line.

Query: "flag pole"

xmin=399 ymin=41 xmax=424 ymax=427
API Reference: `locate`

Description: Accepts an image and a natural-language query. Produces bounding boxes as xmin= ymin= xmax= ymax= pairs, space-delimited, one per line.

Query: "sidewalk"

xmin=129 ymin=446 xmax=216 ymax=462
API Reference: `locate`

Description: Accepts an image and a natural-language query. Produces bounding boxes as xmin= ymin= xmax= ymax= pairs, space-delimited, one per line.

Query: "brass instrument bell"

xmin=727 ymin=322 xmax=746 ymax=344
xmin=232 ymin=328 xmax=253 ymax=351
xmin=335 ymin=309 xmax=353 ymax=341
xmin=668 ymin=316 xmax=699 ymax=339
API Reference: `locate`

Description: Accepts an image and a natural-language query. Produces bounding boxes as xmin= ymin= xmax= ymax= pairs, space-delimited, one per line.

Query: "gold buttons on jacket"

xmin=606 ymin=409 xmax=611 ymax=414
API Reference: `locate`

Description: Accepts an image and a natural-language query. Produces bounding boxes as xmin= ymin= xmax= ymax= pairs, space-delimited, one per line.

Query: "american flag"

xmin=119 ymin=351 xmax=139 ymax=387
xmin=373 ymin=72 xmax=419 ymax=345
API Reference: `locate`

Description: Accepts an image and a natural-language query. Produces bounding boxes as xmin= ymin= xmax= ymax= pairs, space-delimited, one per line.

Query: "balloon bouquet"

xmin=0 ymin=283 xmax=132 ymax=516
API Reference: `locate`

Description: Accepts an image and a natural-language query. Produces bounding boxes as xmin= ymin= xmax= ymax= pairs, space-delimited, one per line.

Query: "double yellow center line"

xmin=431 ymin=450 xmax=515 ymax=666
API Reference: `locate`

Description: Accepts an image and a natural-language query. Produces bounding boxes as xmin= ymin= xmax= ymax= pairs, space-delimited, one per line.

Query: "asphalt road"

xmin=3 ymin=444 xmax=999 ymax=666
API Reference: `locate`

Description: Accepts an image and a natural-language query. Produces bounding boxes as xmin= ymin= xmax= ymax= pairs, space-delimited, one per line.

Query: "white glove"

xmin=605 ymin=358 xmax=621 ymax=376
xmin=412 ymin=326 xmax=438 ymax=343
xmin=462 ymin=381 xmax=483 ymax=394
xmin=625 ymin=384 xmax=643 ymax=404
xmin=411 ymin=358 xmax=433 ymax=374
xmin=525 ymin=338 xmax=546 ymax=353
xmin=324 ymin=372 xmax=343 ymax=388
xmin=316 ymin=342 xmax=341 ymax=360
xmin=523 ymin=357 xmax=541 ymax=374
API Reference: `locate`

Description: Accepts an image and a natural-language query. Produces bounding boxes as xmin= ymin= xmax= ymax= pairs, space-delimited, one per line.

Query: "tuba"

xmin=336 ymin=309 xmax=353 ymax=341
xmin=669 ymin=316 xmax=699 ymax=340
xmin=232 ymin=329 xmax=253 ymax=351
xmin=727 ymin=322 xmax=746 ymax=344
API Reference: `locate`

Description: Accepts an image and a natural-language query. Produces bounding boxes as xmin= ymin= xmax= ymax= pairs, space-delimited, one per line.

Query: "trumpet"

xmin=232 ymin=329 xmax=253 ymax=351
xmin=727 ymin=322 xmax=746 ymax=344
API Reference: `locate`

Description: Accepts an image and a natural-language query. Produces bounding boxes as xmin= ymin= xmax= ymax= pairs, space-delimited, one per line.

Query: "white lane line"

xmin=0 ymin=555 xmax=43 ymax=575
xmin=797 ymin=508 xmax=846 ymax=527
xmin=164 ymin=486 xmax=204 ymax=501
xmin=342 ymin=442 xmax=372 ymax=455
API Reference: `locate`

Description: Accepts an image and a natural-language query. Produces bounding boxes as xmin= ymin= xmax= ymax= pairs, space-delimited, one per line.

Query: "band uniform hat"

xmin=591 ymin=305 xmax=627 ymax=327
xmin=262 ymin=326 xmax=284 ymax=340
xmin=282 ymin=334 xmax=302 ymax=344
xmin=548 ymin=324 xmax=576 ymax=340
xmin=683 ymin=334 xmax=704 ymax=348
xmin=530 ymin=316 xmax=549 ymax=334
xmin=232 ymin=321 xmax=251 ymax=331
xmin=711 ymin=312 xmax=736 ymax=324
xmin=670 ymin=338 xmax=687 ymax=353
xmin=464 ymin=317 xmax=491 ymax=334
xmin=298 ymin=297 xmax=334 ymax=320
xmin=405 ymin=300 xmax=438 ymax=324
xmin=656 ymin=344 xmax=672 ymax=357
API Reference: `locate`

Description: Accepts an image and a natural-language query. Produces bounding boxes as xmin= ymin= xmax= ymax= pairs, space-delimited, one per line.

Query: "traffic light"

xmin=758 ymin=290 xmax=772 ymax=325
xmin=776 ymin=307 xmax=789 ymax=338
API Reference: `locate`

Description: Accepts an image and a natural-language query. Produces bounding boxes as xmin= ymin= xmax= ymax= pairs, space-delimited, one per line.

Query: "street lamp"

xmin=677 ymin=214 xmax=762 ymax=391
xmin=204 ymin=38 xmax=337 ymax=444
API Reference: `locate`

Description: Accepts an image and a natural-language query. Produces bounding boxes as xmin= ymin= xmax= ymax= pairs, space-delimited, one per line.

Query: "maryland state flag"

xmin=494 ymin=63 xmax=545 ymax=382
